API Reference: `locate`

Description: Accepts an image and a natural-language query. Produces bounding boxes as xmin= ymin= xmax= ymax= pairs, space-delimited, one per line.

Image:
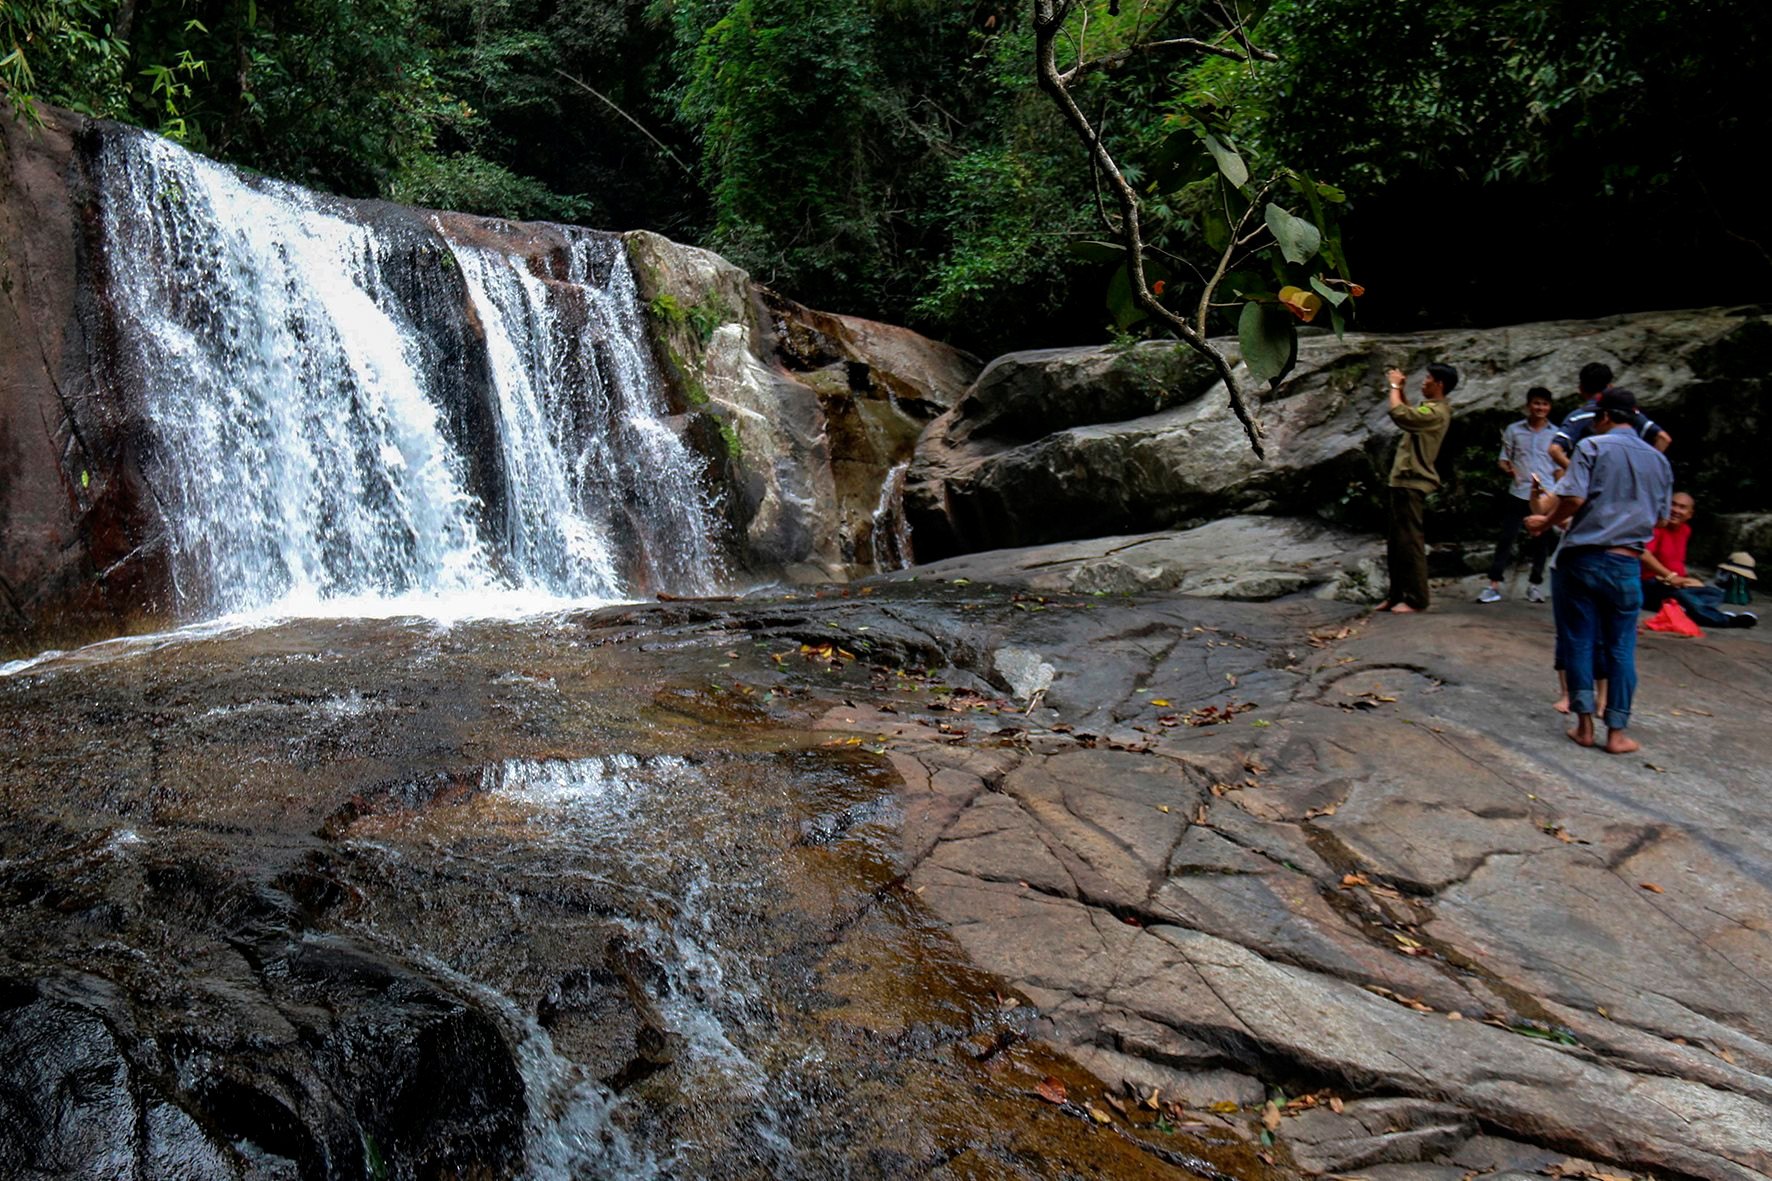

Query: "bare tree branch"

xmin=1033 ymin=0 xmax=1266 ymax=456
xmin=1057 ymin=35 xmax=1250 ymax=84
xmin=554 ymin=69 xmax=696 ymax=180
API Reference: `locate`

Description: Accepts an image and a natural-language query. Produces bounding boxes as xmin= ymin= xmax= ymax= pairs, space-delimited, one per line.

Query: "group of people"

xmin=1374 ymin=361 xmax=1758 ymax=755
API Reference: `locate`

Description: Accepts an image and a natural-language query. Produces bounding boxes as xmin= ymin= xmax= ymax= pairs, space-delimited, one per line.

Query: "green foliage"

xmin=717 ymin=418 xmax=741 ymax=458
xmin=647 ymin=291 xmax=728 ymax=343
xmin=390 ymin=149 xmax=593 ymax=222
xmin=910 ymin=146 xmax=1086 ymax=334
xmin=1 ymin=0 xmax=131 ymax=121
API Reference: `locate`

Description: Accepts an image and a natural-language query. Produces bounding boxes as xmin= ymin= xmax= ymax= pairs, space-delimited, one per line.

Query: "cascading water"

xmin=870 ymin=460 xmax=912 ymax=572
xmin=94 ymin=127 xmax=720 ymax=620
xmin=448 ymin=228 xmax=721 ymax=599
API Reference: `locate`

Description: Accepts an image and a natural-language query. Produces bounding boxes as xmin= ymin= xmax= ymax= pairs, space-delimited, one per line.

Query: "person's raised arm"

xmin=1386 ymin=368 xmax=1407 ymax=412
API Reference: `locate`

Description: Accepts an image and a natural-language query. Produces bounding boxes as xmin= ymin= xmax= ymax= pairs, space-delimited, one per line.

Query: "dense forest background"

xmin=5 ymin=0 xmax=1769 ymax=358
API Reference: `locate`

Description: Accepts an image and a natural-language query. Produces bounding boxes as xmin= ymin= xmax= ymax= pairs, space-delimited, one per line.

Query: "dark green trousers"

xmin=1386 ymin=486 xmax=1430 ymax=610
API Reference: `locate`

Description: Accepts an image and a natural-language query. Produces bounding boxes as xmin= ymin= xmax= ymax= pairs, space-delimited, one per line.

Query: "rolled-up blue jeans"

xmin=1558 ymin=549 xmax=1642 ymax=729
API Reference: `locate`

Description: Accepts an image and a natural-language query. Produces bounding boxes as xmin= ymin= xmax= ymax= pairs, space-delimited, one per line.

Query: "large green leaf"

xmin=1308 ymin=275 xmax=1347 ymax=306
xmin=1106 ymin=265 xmax=1147 ymax=330
xmin=1264 ymin=203 xmax=1322 ymax=265
xmin=1238 ymin=301 xmax=1297 ymax=385
xmin=1204 ymin=207 xmax=1233 ymax=254
xmin=1069 ymin=239 xmax=1128 ymax=264
xmin=1204 ymin=134 xmax=1248 ymax=189
xmin=1153 ymin=148 xmax=1215 ymax=194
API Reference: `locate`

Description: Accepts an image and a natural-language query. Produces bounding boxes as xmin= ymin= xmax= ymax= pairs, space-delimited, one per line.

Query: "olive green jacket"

xmin=1387 ymin=399 xmax=1451 ymax=492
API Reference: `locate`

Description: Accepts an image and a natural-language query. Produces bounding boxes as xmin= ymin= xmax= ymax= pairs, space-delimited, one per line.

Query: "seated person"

xmin=1640 ymin=491 xmax=1758 ymax=628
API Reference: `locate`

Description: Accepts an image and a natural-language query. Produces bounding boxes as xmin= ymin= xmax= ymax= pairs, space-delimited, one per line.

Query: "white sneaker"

xmin=1526 ymin=583 xmax=1547 ymax=604
xmin=1478 ymin=587 xmax=1503 ymax=603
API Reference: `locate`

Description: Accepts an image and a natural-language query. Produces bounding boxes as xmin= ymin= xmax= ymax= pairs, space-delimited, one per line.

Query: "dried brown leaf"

xmin=1261 ymin=1101 xmax=1282 ymax=1132
xmin=1036 ymin=1076 xmax=1067 ymax=1105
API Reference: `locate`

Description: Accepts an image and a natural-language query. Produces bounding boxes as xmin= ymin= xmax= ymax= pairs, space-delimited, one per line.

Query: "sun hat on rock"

xmin=1718 ymin=552 xmax=1758 ymax=580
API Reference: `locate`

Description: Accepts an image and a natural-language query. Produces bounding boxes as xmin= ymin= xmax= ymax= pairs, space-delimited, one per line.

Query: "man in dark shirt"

xmin=1547 ymin=362 xmax=1671 ymax=476
xmin=1527 ymin=388 xmax=1674 ymax=754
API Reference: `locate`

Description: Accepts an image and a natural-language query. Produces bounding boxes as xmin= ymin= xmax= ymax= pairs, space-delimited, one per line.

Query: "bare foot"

xmin=1553 ymin=696 xmax=1570 ymax=714
xmin=1390 ymin=603 xmax=1420 ymax=614
xmin=1602 ymin=730 xmax=1640 ymax=755
xmin=1566 ymin=716 xmax=1595 ymax=747
xmin=1374 ymin=601 xmax=1393 ymax=613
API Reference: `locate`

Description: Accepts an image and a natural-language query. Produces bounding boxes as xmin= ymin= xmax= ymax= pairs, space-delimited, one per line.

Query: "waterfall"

xmin=93 ymin=127 xmax=719 ymax=620
xmin=870 ymin=461 xmax=912 ymax=572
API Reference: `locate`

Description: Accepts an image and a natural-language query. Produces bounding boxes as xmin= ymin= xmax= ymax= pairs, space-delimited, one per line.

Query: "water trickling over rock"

xmin=93 ymin=127 xmax=720 ymax=619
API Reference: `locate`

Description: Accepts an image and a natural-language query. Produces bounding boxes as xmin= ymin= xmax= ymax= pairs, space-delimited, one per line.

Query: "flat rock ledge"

xmin=812 ymin=535 xmax=1772 ymax=1180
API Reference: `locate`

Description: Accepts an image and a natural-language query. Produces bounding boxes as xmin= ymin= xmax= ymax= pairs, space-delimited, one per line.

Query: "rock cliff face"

xmin=0 ymin=112 xmax=168 ymax=652
xmin=624 ymin=231 xmax=976 ymax=581
xmin=0 ymin=110 xmax=977 ymax=657
xmin=905 ymin=308 xmax=1770 ymax=564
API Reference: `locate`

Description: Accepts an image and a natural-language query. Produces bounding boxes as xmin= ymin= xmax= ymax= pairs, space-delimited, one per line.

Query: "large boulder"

xmin=624 ymin=231 xmax=977 ymax=581
xmin=904 ymin=308 xmax=1770 ymax=563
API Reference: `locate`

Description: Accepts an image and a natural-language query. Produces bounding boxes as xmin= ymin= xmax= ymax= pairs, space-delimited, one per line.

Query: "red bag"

xmin=1642 ymin=599 xmax=1705 ymax=637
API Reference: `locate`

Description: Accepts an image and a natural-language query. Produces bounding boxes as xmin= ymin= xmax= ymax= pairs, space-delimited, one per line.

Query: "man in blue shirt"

xmin=1479 ymin=386 xmax=1557 ymax=603
xmin=1527 ymin=387 xmax=1674 ymax=754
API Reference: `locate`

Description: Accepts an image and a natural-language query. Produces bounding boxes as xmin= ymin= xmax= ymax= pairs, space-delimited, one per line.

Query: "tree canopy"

xmin=5 ymin=0 xmax=1768 ymax=354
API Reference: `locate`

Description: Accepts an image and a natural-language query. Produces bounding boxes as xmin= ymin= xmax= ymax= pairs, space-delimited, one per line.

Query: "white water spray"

xmin=94 ymin=128 xmax=720 ymax=620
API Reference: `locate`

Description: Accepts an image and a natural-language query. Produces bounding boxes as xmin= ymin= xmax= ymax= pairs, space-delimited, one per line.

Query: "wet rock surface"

xmin=5 ymin=540 xmax=1771 ymax=1178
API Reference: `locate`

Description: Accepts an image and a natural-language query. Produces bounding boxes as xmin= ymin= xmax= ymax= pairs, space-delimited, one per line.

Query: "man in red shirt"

xmin=1640 ymin=492 xmax=1757 ymax=628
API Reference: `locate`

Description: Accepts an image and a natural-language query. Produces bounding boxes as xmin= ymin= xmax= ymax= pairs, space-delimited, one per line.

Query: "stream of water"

xmin=94 ymin=127 xmax=719 ymax=622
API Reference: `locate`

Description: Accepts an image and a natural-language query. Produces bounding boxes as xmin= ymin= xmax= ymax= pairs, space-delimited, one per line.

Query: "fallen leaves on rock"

xmin=1367 ymin=985 xmax=1435 ymax=1012
xmin=1036 ymin=1076 xmax=1067 ymax=1104
xmin=1158 ymin=701 xmax=1256 ymax=729
xmin=1338 ymin=872 xmax=1405 ymax=901
xmin=1639 ymin=881 xmax=1664 ymax=893
xmin=1544 ymin=823 xmax=1590 ymax=845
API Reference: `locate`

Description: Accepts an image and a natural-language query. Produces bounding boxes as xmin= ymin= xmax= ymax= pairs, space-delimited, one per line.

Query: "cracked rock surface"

xmin=845 ymin=536 xmax=1772 ymax=1180
xmin=2 ymin=521 xmax=1768 ymax=1178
